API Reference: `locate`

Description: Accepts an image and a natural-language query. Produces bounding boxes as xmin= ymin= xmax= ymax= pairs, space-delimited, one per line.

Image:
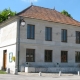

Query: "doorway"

xmin=3 ymin=50 xmax=7 ymax=70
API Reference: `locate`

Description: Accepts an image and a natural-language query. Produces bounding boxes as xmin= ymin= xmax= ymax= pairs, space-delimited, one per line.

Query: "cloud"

xmin=21 ymin=0 xmax=38 ymax=3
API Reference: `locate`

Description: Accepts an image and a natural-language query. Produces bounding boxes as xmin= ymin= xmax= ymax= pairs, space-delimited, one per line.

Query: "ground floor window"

xmin=61 ymin=51 xmax=68 ymax=63
xmin=45 ymin=50 xmax=52 ymax=62
xmin=75 ymin=51 xmax=80 ymax=62
xmin=26 ymin=49 xmax=35 ymax=62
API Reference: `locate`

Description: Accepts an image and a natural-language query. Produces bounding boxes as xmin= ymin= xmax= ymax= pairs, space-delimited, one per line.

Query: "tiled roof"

xmin=17 ymin=5 xmax=80 ymax=27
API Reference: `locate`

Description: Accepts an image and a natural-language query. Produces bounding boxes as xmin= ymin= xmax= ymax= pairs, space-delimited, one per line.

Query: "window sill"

xmin=27 ymin=38 xmax=35 ymax=40
xmin=61 ymin=41 xmax=67 ymax=43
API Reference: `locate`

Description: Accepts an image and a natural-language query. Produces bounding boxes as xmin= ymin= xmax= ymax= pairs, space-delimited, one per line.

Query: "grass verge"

xmin=0 ymin=70 xmax=6 ymax=74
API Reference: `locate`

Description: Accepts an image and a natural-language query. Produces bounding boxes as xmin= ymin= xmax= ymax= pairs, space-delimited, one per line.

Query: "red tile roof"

xmin=17 ymin=5 xmax=80 ymax=27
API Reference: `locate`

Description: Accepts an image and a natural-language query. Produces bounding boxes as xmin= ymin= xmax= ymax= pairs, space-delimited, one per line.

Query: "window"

xmin=45 ymin=27 xmax=52 ymax=41
xmin=61 ymin=29 xmax=67 ymax=42
xmin=27 ymin=24 xmax=35 ymax=39
xmin=61 ymin=51 xmax=68 ymax=63
xmin=75 ymin=51 xmax=80 ymax=62
xmin=45 ymin=50 xmax=52 ymax=62
xmin=76 ymin=31 xmax=80 ymax=44
xmin=26 ymin=49 xmax=35 ymax=62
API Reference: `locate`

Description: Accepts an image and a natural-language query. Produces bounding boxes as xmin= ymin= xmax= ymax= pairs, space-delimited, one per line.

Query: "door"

xmin=3 ymin=50 xmax=7 ymax=70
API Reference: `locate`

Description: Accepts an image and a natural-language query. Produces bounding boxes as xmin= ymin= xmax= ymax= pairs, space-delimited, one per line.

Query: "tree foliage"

xmin=0 ymin=8 xmax=16 ymax=23
xmin=61 ymin=10 xmax=72 ymax=18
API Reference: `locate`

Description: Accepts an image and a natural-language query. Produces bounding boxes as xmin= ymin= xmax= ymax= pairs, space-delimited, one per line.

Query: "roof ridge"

xmin=16 ymin=5 xmax=33 ymax=15
xmin=32 ymin=5 xmax=56 ymax=11
xmin=17 ymin=5 xmax=56 ymax=16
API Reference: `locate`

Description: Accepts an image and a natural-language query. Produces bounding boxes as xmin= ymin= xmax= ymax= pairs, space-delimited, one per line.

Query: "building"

xmin=0 ymin=5 xmax=80 ymax=73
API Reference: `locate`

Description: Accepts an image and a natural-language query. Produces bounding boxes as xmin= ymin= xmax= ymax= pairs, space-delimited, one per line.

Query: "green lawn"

xmin=0 ymin=70 xmax=6 ymax=74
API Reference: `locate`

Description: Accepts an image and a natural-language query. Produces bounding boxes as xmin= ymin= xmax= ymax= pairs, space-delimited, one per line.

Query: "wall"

xmin=0 ymin=21 xmax=17 ymax=47
xmin=19 ymin=18 xmax=80 ymax=71
xmin=0 ymin=20 xmax=17 ymax=72
xmin=25 ymin=67 xmax=80 ymax=73
xmin=0 ymin=45 xmax=16 ymax=72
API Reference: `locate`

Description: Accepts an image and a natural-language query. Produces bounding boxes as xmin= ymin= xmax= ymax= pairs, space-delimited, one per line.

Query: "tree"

xmin=61 ymin=10 xmax=72 ymax=18
xmin=0 ymin=14 xmax=3 ymax=23
xmin=0 ymin=8 xmax=16 ymax=23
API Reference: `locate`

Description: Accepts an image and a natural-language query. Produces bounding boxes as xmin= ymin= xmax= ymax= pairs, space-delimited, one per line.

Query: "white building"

xmin=0 ymin=5 xmax=80 ymax=73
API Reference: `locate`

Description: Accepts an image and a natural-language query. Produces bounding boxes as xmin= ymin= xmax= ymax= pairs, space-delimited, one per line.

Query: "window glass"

xmin=45 ymin=50 xmax=52 ymax=62
xmin=26 ymin=49 xmax=35 ymax=62
xmin=27 ymin=24 xmax=35 ymax=39
xmin=61 ymin=51 xmax=68 ymax=63
xmin=45 ymin=27 xmax=52 ymax=41
xmin=61 ymin=29 xmax=67 ymax=42
xmin=75 ymin=51 xmax=80 ymax=62
xmin=76 ymin=31 xmax=80 ymax=44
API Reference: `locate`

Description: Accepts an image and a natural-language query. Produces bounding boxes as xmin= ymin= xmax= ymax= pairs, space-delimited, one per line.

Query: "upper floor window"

xmin=27 ymin=24 xmax=35 ymax=39
xmin=61 ymin=51 xmax=68 ymax=63
xmin=45 ymin=27 xmax=52 ymax=41
xmin=76 ymin=31 xmax=80 ymax=44
xmin=26 ymin=49 xmax=35 ymax=62
xmin=45 ymin=50 xmax=52 ymax=62
xmin=61 ymin=29 xmax=67 ymax=42
xmin=75 ymin=51 xmax=80 ymax=63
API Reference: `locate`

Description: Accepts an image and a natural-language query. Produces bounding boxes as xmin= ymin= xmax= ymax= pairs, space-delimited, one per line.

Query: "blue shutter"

xmin=27 ymin=25 xmax=30 ymax=39
xmin=64 ymin=30 xmax=66 ymax=41
xmin=61 ymin=30 xmax=63 ymax=42
xmin=31 ymin=26 xmax=34 ymax=39
xmin=48 ymin=28 xmax=50 ymax=40
xmin=64 ymin=30 xmax=67 ymax=42
xmin=45 ymin=28 xmax=48 ymax=40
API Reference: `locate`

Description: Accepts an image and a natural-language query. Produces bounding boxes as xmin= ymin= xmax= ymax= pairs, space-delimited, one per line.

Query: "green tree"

xmin=61 ymin=10 xmax=72 ymax=18
xmin=0 ymin=8 xmax=16 ymax=23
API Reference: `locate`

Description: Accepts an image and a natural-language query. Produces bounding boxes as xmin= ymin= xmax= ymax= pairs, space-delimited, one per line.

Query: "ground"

xmin=0 ymin=73 xmax=80 ymax=80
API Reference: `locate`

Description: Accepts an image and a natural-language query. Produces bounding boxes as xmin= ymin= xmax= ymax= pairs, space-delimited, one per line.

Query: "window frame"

xmin=61 ymin=29 xmax=67 ymax=42
xmin=45 ymin=27 xmax=52 ymax=41
xmin=44 ymin=50 xmax=52 ymax=62
xmin=26 ymin=49 xmax=35 ymax=62
xmin=27 ymin=24 xmax=35 ymax=39
xmin=61 ymin=51 xmax=68 ymax=63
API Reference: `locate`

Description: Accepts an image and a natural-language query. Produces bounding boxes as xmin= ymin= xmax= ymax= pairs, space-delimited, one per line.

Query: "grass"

xmin=0 ymin=70 xmax=6 ymax=74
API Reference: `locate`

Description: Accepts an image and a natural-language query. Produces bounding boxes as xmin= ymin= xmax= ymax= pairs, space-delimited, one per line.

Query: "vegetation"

xmin=0 ymin=8 xmax=16 ymax=23
xmin=0 ymin=70 xmax=6 ymax=74
xmin=61 ymin=10 xmax=72 ymax=18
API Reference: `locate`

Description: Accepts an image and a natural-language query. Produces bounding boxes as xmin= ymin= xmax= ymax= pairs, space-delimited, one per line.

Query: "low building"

xmin=0 ymin=5 xmax=80 ymax=73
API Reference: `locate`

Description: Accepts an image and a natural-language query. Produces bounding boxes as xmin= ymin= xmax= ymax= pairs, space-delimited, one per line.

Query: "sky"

xmin=0 ymin=0 xmax=80 ymax=22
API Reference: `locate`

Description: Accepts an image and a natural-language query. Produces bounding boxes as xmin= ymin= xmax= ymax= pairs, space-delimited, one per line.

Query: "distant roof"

xmin=17 ymin=5 xmax=80 ymax=27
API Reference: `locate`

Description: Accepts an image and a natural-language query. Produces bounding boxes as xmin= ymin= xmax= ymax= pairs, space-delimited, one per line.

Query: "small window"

xmin=26 ymin=49 xmax=35 ymax=62
xmin=76 ymin=31 xmax=80 ymax=44
xmin=27 ymin=24 xmax=35 ymax=39
xmin=61 ymin=29 xmax=67 ymax=42
xmin=45 ymin=27 xmax=52 ymax=41
xmin=61 ymin=51 xmax=68 ymax=63
xmin=75 ymin=51 xmax=80 ymax=62
xmin=45 ymin=50 xmax=52 ymax=62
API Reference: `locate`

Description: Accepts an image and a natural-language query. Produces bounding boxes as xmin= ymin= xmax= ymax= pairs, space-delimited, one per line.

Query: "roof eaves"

xmin=0 ymin=16 xmax=18 ymax=27
xmin=22 ymin=16 xmax=80 ymax=27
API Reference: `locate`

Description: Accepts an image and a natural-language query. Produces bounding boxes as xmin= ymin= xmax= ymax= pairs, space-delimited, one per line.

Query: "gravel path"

xmin=0 ymin=73 xmax=80 ymax=80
